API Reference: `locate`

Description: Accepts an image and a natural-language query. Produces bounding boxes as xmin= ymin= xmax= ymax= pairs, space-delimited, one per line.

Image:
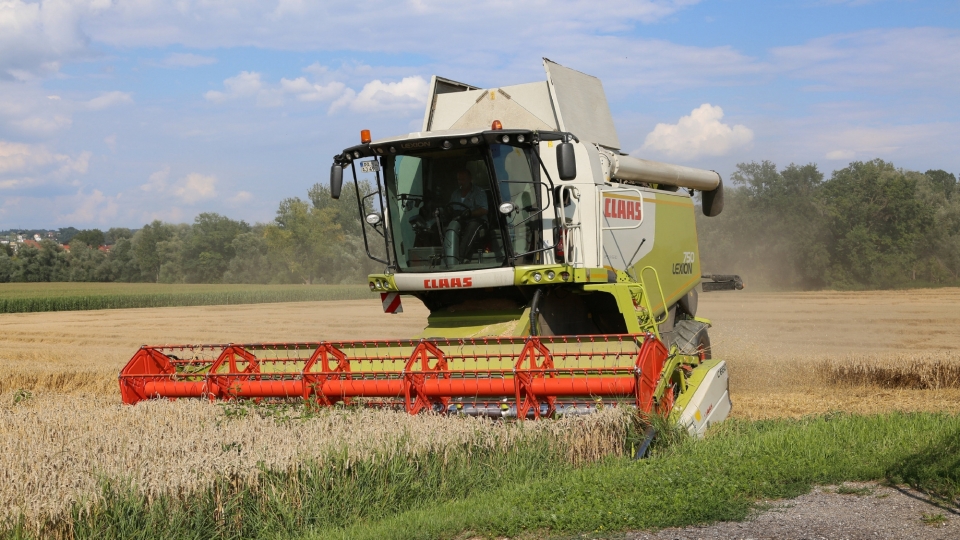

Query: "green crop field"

xmin=0 ymin=283 xmax=371 ymax=313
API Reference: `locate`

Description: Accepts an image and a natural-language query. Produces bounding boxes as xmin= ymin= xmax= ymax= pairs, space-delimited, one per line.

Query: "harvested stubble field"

xmin=0 ymin=287 xmax=958 ymax=537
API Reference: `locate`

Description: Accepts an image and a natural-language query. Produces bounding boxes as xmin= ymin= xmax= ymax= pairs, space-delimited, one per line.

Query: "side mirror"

xmin=556 ymin=142 xmax=576 ymax=181
xmin=330 ymin=164 xmax=344 ymax=200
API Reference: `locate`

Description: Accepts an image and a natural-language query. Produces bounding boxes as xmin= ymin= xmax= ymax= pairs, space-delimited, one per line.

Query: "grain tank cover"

xmin=422 ymin=58 xmax=621 ymax=151
xmin=543 ymin=58 xmax=620 ymax=151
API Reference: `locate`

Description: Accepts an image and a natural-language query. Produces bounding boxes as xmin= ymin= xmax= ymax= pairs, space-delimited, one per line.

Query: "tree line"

xmin=0 ymin=182 xmax=382 ymax=284
xmin=698 ymin=159 xmax=960 ymax=289
xmin=1 ymin=159 xmax=957 ymax=290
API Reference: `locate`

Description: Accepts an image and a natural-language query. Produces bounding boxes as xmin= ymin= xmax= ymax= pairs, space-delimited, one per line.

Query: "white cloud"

xmin=0 ymin=0 xmax=90 ymax=80
xmin=60 ymin=189 xmax=119 ymax=223
xmin=280 ymin=77 xmax=346 ymax=102
xmin=0 ymin=141 xmax=90 ymax=175
xmin=230 ymin=191 xmax=253 ymax=203
xmin=173 ymin=172 xmax=217 ymax=203
xmin=0 ymin=140 xmax=89 ymax=189
xmin=330 ymin=76 xmax=429 ymax=113
xmin=205 ymin=71 xmax=283 ymax=107
xmin=641 ymin=104 xmax=754 ymax=159
xmin=208 ymin=70 xmax=426 ymax=113
xmin=160 ymin=52 xmax=217 ymax=67
xmin=86 ymin=91 xmax=133 ymax=110
xmin=141 ymin=165 xmax=169 ymax=192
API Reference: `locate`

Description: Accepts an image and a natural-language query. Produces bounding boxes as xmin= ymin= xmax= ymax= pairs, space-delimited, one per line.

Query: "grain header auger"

xmin=119 ymin=59 xmax=742 ymax=436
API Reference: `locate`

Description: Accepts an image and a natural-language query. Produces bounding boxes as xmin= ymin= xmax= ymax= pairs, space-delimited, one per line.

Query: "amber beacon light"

xmin=360 ymin=129 xmax=371 ymax=143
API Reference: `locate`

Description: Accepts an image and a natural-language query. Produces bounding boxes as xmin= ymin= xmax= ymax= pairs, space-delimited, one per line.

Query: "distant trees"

xmin=1 ymin=162 xmax=956 ymax=290
xmin=68 ymin=229 xmax=105 ymax=247
xmin=0 ymin=180 xmax=382 ymax=285
xmin=698 ymin=159 xmax=960 ymax=289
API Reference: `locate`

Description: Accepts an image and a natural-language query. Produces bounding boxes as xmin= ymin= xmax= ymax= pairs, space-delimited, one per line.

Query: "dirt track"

xmin=630 ymin=482 xmax=957 ymax=540
xmin=1 ymin=288 xmax=960 ymax=417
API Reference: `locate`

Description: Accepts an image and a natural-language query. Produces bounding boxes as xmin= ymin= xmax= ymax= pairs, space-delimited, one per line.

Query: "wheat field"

xmin=0 ymin=395 xmax=631 ymax=532
xmin=1 ymin=289 xmax=959 ymax=531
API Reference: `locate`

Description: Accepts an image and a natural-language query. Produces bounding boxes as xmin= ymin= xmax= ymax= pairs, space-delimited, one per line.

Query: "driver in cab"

xmin=449 ymin=170 xmax=488 ymax=217
xmin=442 ymin=169 xmax=487 ymax=265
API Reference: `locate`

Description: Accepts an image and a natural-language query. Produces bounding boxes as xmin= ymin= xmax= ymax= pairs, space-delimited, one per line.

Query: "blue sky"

xmin=1 ymin=0 xmax=958 ymax=229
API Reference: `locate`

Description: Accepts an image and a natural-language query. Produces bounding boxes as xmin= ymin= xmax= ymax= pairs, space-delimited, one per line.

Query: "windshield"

xmin=383 ymin=146 xmax=507 ymax=272
xmin=381 ymin=143 xmax=544 ymax=273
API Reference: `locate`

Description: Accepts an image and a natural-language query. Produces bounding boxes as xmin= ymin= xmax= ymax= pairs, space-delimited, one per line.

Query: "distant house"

xmin=22 ymin=240 xmax=41 ymax=249
xmin=98 ymin=245 xmax=112 ymax=253
xmin=33 ymin=234 xmax=42 ymax=243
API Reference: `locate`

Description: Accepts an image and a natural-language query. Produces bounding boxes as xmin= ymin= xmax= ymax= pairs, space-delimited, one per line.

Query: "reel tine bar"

xmin=119 ymin=334 xmax=669 ymax=418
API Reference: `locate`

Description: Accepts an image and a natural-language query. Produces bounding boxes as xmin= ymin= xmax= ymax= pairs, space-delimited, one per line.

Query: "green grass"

xmin=0 ymin=283 xmax=371 ymax=313
xmin=3 ymin=411 xmax=959 ymax=540
xmin=835 ymin=484 xmax=874 ymax=496
xmin=310 ymin=412 xmax=960 ymax=540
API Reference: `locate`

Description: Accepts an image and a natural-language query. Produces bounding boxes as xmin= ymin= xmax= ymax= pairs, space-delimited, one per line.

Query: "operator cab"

xmin=333 ymin=129 xmax=573 ymax=273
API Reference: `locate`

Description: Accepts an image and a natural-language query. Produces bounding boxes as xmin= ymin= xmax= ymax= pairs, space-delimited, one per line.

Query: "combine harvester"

xmin=120 ymin=60 xmax=742 ymax=436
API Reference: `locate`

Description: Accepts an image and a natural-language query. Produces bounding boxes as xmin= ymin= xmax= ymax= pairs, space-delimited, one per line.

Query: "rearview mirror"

xmin=330 ymin=164 xmax=344 ymax=199
xmin=556 ymin=142 xmax=576 ymax=181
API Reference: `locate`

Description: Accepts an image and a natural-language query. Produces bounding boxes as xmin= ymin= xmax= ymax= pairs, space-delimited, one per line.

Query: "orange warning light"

xmin=360 ymin=129 xmax=371 ymax=143
xmin=491 ymin=120 xmax=502 ymax=130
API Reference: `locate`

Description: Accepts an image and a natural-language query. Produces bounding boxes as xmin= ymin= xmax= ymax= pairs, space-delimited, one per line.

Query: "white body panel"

xmin=677 ymin=361 xmax=732 ymax=438
xmin=599 ymin=188 xmax=656 ymax=272
xmin=392 ymin=267 xmax=515 ymax=291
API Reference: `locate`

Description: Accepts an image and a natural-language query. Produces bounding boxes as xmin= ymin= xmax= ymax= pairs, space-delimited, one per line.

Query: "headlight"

xmin=533 ymin=272 xmax=542 ymax=283
xmin=546 ymin=270 xmax=555 ymax=280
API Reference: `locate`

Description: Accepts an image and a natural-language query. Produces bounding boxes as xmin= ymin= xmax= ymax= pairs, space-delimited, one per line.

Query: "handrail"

xmin=638 ymin=266 xmax=668 ymax=340
xmin=558 ymin=185 xmax=584 ymax=268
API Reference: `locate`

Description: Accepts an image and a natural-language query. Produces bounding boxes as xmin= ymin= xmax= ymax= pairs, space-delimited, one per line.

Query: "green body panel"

xmin=416 ymin=307 xmax=530 ymax=339
xmin=581 ymin=282 xmax=646 ymax=334
xmin=626 ymin=192 xmax=701 ymax=317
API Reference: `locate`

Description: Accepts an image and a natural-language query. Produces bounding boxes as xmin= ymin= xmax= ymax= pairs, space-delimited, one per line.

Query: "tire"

xmin=667 ymin=319 xmax=711 ymax=360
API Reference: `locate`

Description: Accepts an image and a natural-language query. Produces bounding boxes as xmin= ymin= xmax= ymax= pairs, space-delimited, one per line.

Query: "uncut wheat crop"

xmin=0 ymin=394 xmax=632 ymax=533
xmin=817 ymin=351 xmax=960 ymax=390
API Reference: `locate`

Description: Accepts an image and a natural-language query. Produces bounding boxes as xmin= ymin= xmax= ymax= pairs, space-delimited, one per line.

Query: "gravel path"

xmin=628 ymin=483 xmax=957 ymax=540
